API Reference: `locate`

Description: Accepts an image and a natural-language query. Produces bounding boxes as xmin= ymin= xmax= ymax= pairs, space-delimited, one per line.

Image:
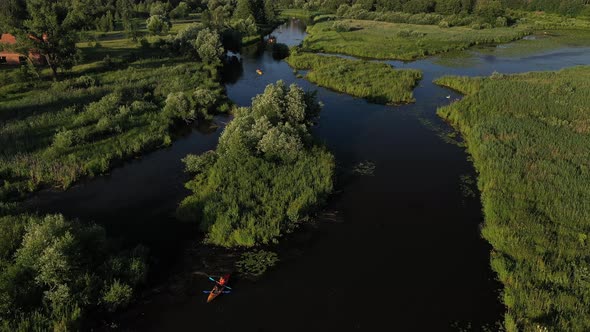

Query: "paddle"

xmin=202 ymin=290 xmax=231 ymax=294
xmin=208 ymin=276 xmax=233 ymax=290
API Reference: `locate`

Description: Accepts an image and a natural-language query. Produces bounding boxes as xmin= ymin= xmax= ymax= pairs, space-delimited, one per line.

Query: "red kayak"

xmin=207 ymin=274 xmax=230 ymax=303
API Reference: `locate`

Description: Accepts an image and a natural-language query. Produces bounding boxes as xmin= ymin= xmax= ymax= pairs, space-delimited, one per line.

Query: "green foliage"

xmin=150 ymin=1 xmax=171 ymax=16
xmin=0 ymin=214 xmax=148 ymax=330
xmin=178 ymin=81 xmax=335 ymax=247
xmin=195 ymin=28 xmax=224 ymax=63
xmin=286 ymin=51 xmax=422 ymax=104
xmin=271 ymin=43 xmax=291 ymax=59
xmin=331 ymin=20 xmax=352 ymax=32
xmin=0 ymin=58 xmax=226 ymax=201
xmin=236 ymin=250 xmax=280 ymax=279
xmin=183 ymin=151 xmax=218 ymax=174
xmin=475 ymin=0 xmax=505 ymax=23
xmin=302 ymin=19 xmax=530 ymax=60
xmin=2 ymin=0 xmax=86 ymax=78
xmin=146 ymin=15 xmax=172 ymax=35
xmin=101 ymin=280 xmax=133 ymax=312
xmin=170 ymin=2 xmax=191 ymax=19
xmin=435 ymin=67 xmax=590 ymax=331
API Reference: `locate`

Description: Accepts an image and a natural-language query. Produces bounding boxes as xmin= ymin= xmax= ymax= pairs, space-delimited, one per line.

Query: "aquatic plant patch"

xmin=286 ymin=51 xmax=421 ymax=104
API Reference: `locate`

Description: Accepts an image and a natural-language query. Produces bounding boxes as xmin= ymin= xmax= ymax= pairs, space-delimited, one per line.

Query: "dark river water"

xmin=27 ymin=20 xmax=590 ymax=331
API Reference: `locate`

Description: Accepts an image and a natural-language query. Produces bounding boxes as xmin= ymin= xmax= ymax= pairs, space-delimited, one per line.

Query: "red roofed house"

xmin=0 ymin=33 xmax=44 ymax=65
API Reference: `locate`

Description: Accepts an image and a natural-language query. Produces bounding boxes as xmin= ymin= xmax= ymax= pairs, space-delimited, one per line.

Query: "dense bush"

xmin=286 ymin=51 xmax=422 ymax=104
xmin=177 ymin=81 xmax=335 ymax=247
xmin=146 ymin=15 xmax=172 ymax=35
xmin=331 ymin=20 xmax=352 ymax=32
xmin=195 ymin=28 xmax=225 ymax=63
xmin=436 ymin=67 xmax=590 ymax=331
xmin=170 ymin=2 xmax=190 ymax=19
xmin=0 ymin=214 xmax=148 ymax=330
xmin=271 ymin=43 xmax=291 ymax=59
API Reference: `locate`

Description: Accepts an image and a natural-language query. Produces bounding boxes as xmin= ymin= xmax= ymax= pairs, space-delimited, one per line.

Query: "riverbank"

xmin=436 ymin=67 xmax=590 ymax=331
xmin=286 ymin=51 xmax=422 ymax=104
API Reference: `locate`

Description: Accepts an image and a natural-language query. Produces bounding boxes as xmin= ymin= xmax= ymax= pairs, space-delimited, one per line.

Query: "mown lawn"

xmin=303 ymin=19 xmax=530 ymax=60
xmin=436 ymin=67 xmax=590 ymax=332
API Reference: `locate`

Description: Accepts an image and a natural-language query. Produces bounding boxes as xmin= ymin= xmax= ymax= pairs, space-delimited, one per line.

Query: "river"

xmin=27 ymin=20 xmax=590 ymax=331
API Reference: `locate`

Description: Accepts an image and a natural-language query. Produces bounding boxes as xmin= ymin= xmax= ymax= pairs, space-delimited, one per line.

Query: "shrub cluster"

xmin=177 ymin=81 xmax=335 ymax=247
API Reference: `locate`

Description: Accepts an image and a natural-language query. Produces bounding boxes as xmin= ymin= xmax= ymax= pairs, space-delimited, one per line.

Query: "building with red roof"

xmin=0 ymin=33 xmax=45 ymax=65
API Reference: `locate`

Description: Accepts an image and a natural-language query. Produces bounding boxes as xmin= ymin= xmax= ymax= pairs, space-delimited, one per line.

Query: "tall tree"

xmin=3 ymin=0 xmax=86 ymax=79
xmin=0 ymin=0 xmax=27 ymax=32
xmin=233 ymin=0 xmax=254 ymax=20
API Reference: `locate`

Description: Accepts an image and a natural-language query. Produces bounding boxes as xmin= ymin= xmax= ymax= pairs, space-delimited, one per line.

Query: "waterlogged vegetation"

xmin=236 ymin=250 xmax=280 ymax=280
xmin=178 ymin=81 xmax=334 ymax=247
xmin=286 ymin=51 xmax=422 ymax=104
xmin=436 ymin=67 xmax=590 ymax=331
xmin=302 ymin=19 xmax=530 ymax=60
xmin=476 ymin=29 xmax=590 ymax=57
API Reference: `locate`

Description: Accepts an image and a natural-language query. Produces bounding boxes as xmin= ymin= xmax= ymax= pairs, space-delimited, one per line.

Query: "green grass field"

xmin=279 ymin=8 xmax=323 ymax=20
xmin=286 ymin=51 xmax=421 ymax=104
xmin=303 ymin=19 xmax=530 ymax=60
xmin=436 ymin=68 xmax=590 ymax=331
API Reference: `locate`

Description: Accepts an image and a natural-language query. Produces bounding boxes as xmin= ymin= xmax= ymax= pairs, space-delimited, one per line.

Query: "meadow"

xmin=302 ymin=19 xmax=531 ymax=60
xmin=286 ymin=51 xmax=422 ymax=104
xmin=436 ymin=67 xmax=590 ymax=331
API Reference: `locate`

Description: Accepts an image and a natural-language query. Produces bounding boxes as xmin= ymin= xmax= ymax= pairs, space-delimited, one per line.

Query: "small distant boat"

xmin=256 ymin=69 xmax=263 ymax=75
xmin=205 ymin=274 xmax=231 ymax=303
xmin=446 ymin=95 xmax=451 ymax=99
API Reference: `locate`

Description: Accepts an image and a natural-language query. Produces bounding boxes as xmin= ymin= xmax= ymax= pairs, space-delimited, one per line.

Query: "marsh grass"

xmin=286 ymin=51 xmax=422 ymax=104
xmin=474 ymin=29 xmax=590 ymax=58
xmin=0 ymin=32 xmax=226 ymax=202
xmin=303 ymin=19 xmax=531 ymax=60
xmin=436 ymin=67 xmax=590 ymax=331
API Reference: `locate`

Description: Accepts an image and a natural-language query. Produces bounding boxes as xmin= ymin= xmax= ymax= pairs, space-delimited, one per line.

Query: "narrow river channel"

xmin=27 ymin=20 xmax=590 ymax=331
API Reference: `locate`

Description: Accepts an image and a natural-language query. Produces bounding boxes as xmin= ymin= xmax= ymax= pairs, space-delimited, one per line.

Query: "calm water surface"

xmin=28 ymin=20 xmax=590 ymax=331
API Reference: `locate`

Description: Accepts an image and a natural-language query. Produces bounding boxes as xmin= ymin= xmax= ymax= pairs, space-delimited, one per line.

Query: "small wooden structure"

xmin=0 ymin=33 xmax=45 ymax=65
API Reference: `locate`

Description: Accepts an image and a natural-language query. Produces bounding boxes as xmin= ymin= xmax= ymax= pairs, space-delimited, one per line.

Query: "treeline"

xmin=0 ymin=214 xmax=149 ymax=330
xmin=436 ymin=68 xmax=590 ymax=331
xmin=276 ymin=0 xmax=589 ymax=17
xmin=177 ymin=81 xmax=335 ymax=247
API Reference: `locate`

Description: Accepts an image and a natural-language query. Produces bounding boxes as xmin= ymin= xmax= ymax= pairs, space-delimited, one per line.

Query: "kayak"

xmin=256 ymin=69 xmax=263 ymax=75
xmin=207 ymin=274 xmax=230 ymax=303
